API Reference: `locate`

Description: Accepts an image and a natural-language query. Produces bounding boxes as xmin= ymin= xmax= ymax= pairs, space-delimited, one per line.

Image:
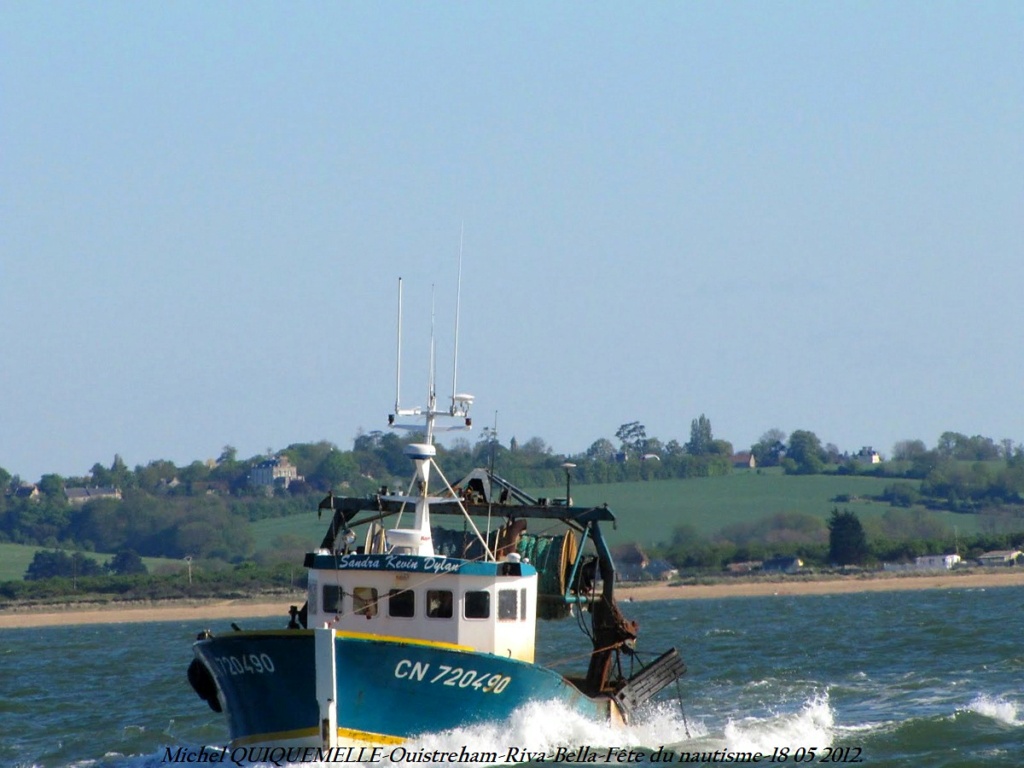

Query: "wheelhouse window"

xmin=520 ymin=587 xmax=528 ymax=621
xmin=323 ymin=584 xmax=344 ymax=614
xmin=388 ymin=588 xmax=415 ymax=618
xmin=498 ymin=589 xmax=518 ymax=621
xmin=464 ymin=590 xmax=490 ymax=619
xmin=426 ymin=589 xmax=453 ymax=619
xmin=353 ymin=587 xmax=378 ymax=618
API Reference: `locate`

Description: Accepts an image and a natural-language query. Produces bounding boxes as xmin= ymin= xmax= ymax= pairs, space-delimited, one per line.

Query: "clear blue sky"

xmin=2 ymin=3 xmax=1022 ymax=482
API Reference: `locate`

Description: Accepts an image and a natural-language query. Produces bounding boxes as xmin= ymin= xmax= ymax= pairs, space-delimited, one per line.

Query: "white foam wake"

xmin=964 ymin=694 xmax=1022 ymax=726
xmin=125 ymin=698 xmax=700 ymax=768
xmin=721 ymin=693 xmax=835 ymax=753
xmin=396 ymin=698 xmax=700 ymax=766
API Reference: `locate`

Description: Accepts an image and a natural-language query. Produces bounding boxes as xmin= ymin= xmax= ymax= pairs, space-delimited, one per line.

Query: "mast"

xmin=394 ymin=277 xmax=403 ymax=418
xmin=451 ymin=225 xmax=464 ymax=415
xmin=427 ymin=285 xmax=437 ymax=444
xmin=384 ymin=253 xmax=489 ymax=559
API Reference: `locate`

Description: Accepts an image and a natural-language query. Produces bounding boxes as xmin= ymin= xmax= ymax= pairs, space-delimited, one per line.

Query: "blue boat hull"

xmin=192 ymin=630 xmax=618 ymax=747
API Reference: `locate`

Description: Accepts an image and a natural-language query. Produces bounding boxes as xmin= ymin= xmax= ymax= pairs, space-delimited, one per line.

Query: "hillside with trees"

xmin=3 ymin=416 xmax=1024 ymax=602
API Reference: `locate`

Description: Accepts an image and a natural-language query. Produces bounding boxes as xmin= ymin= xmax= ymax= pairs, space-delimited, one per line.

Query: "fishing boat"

xmin=187 ymin=279 xmax=686 ymax=748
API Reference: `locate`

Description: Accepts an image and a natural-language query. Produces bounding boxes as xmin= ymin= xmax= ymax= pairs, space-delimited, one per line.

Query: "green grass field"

xmin=250 ymin=511 xmax=328 ymax=552
xmin=248 ymin=471 xmax=990 ymax=556
xmin=0 ymin=542 xmax=183 ymax=583
xmin=0 ymin=543 xmax=42 ymax=582
xmin=530 ymin=470 xmax=986 ymax=546
xmin=2 ymin=473 xmax=993 ymax=580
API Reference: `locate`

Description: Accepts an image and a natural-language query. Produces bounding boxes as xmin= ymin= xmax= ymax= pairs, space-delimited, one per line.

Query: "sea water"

xmin=1 ymin=586 xmax=1022 ymax=768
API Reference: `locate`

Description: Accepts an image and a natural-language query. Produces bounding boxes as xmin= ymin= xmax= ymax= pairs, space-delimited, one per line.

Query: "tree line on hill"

xmin=2 ymin=417 xmax=1024 ymax=570
xmin=655 ymin=505 xmax=1024 ymax=574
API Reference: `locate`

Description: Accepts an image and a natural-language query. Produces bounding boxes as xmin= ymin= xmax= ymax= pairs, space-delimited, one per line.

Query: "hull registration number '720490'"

xmin=212 ymin=653 xmax=276 ymax=676
xmin=394 ymin=659 xmax=512 ymax=693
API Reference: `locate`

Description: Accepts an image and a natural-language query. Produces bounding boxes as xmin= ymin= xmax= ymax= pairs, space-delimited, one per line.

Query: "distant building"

xmin=65 ymin=486 xmax=122 ymax=506
xmin=190 ymin=480 xmax=231 ymax=496
xmin=762 ymin=556 xmax=803 ymax=574
xmin=617 ymin=558 xmax=678 ymax=582
xmin=727 ymin=561 xmax=762 ymax=574
xmin=731 ymin=452 xmax=756 ymax=469
xmin=645 ymin=559 xmax=679 ymax=581
xmin=915 ymin=554 xmax=961 ymax=570
xmin=856 ymin=447 xmax=882 ymax=464
xmin=977 ymin=550 xmax=1022 ymax=567
xmin=249 ymin=456 xmax=301 ymax=491
xmin=11 ymin=483 xmax=41 ymax=501
xmin=613 ymin=543 xmax=648 ymax=569
xmin=612 ymin=543 xmax=678 ymax=582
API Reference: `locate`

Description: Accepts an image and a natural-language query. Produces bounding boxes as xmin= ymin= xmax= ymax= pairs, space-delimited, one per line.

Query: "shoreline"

xmin=2 ymin=569 xmax=1024 ymax=630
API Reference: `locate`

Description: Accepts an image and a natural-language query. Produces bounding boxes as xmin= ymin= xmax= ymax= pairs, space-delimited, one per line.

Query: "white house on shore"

xmin=977 ymin=550 xmax=1022 ymax=567
xmin=915 ymin=554 xmax=961 ymax=570
xmin=882 ymin=554 xmax=962 ymax=572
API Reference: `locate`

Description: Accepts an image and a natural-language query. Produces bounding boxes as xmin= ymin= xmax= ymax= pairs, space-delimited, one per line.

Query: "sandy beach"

xmin=3 ymin=569 xmax=1024 ymax=630
xmin=619 ymin=569 xmax=1024 ymax=601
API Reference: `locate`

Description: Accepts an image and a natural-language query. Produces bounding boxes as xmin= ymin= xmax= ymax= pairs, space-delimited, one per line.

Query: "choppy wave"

xmin=92 ymin=698 xmax=701 ymax=768
xmin=8 ymin=588 xmax=1024 ymax=767
xmin=402 ymin=699 xmax=696 ymax=765
xmin=721 ymin=693 xmax=834 ymax=753
xmin=962 ymin=694 xmax=1022 ymax=727
xmin=111 ymin=695 xmax=850 ymax=768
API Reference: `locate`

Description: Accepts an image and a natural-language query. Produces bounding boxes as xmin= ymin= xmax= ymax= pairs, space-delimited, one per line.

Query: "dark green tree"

xmin=685 ymin=414 xmax=714 ymax=456
xmin=25 ymin=549 xmax=103 ymax=580
xmin=473 ymin=430 xmax=507 ymax=468
xmin=892 ymin=439 xmax=928 ymax=461
xmin=312 ymin=449 xmax=358 ymax=490
xmin=883 ymin=482 xmax=921 ymax=508
xmin=519 ymin=437 xmax=551 ymax=456
xmin=106 ymin=549 xmax=148 ymax=575
xmin=615 ymin=422 xmax=647 ymax=457
xmin=936 ymin=432 xmax=1001 ymax=461
xmin=751 ymin=429 xmax=786 ymax=467
xmin=89 ymin=462 xmax=113 ymax=487
xmin=828 ymin=508 xmax=868 ymax=566
xmin=37 ymin=474 xmax=65 ymax=500
xmin=179 ymin=460 xmax=212 ymax=487
xmin=282 ymin=441 xmax=336 ymax=479
xmin=135 ymin=460 xmax=179 ymax=493
xmin=784 ymin=430 xmax=826 ymax=474
xmin=710 ymin=439 xmax=733 ymax=456
xmin=586 ymin=438 xmax=616 ymax=461
xmin=353 ymin=430 xmax=386 ymax=452
xmin=109 ymin=454 xmax=134 ymax=489
xmin=663 ymin=439 xmax=685 ymax=457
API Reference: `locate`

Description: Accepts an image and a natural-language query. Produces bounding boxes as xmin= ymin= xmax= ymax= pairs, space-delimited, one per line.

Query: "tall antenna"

xmin=388 ymin=242 xmax=473 ymax=442
xmin=428 ymin=286 xmax=436 ymax=403
xmin=394 ymin=277 xmax=403 ymax=416
xmin=489 ymin=411 xmax=498 ymax=475
xmin=451 ymin=224 xmax=464 ymax=413
xmin=427 ymin=285 xmax=437 ymax=442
